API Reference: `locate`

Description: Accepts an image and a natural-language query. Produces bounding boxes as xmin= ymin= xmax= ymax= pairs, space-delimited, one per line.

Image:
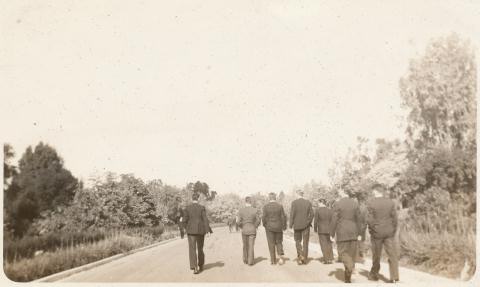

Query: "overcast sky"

xmin=1 ymin=1 xmax=479 ymax=195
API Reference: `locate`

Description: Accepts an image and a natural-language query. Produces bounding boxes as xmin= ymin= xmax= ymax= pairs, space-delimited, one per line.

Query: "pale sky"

xmin=1 ymin=1 xmax=479 ymax=195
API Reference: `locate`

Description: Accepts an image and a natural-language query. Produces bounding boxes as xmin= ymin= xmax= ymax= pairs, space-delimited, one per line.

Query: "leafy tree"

xmin=6 ymin=142 xmax=78 ymax=236
xmin=3 ymin=144 xmax=17 ymax=187
xmin=400 ymin=33 xmax=476 ymax=151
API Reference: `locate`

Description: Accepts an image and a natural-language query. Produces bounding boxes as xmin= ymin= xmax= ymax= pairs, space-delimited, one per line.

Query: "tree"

xmin=3 ymin=144 xmax=17 ymax=187
xmin=400 ymin=34 xmax=476 ymax=152
xmin=6 ymin=142 xmax=78 ymax=236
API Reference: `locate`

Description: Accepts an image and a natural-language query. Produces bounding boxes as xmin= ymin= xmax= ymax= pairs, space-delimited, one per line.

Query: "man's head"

xmin=372 ymin=183 xmax=387 ymax=197
xmin=318 ymin=198 xmax=326 ymax=207
xmin=268 ymin=192 xmax=276 ymax=201
xmin=337 ymin=188 xmax=347 ymax=198
xmin=192 ymin=192 xmax=200 ymax=201
xmin=296 ymin=189 xmax=304 ymax=197
xmin=245 ymin=196 xmax=252 ymax=205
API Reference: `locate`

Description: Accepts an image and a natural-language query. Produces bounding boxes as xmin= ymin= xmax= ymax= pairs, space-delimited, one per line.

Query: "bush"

xmin=399 ymin=203 xmax=476 ymax=279
xmin=4 ymin=232 xmax=155 ymax=282
xmin=3 ymin=230 xmax=108 ymax=263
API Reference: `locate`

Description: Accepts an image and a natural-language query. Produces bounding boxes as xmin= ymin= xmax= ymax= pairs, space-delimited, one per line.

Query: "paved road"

xmin=60 ymin=227 xmax=457 ymax=283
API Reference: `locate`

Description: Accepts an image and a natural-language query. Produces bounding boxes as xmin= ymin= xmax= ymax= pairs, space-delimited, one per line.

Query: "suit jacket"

xmin=366 ymin=197 xmax=398 ymax=239
xmin=330 ymin=197 xmax=362 ymax=242
xmin=314 ymin=206 xmax=333 ymax=234
xmin=238 ymin=206 xmax=260 ymax=235
xmin=289 ymin=197 xmax=313 ymax=230
xmin=262 ymin=201 xmax=287 ymax=232
xmin=184 ymin=202 xmax=210 ymax=235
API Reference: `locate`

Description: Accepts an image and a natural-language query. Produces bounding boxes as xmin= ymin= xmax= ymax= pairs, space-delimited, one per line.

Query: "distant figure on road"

xmin=227 ymin=216 xmax=236 ymax=233
xmin=176 ymin=197 xmax=186 ymax=239
xmin=366 ymin=184 xmax=399 ymax=283
xmin=313 ymin=198 xmax=334 ymax=264
xmin=289 ymin=189 xmax=313 ymax=265
xmin=237 ymin=196 xmax=260 ymax=265
xmin=262 ymin=192 xmax=287 ymax=265
xmin=330 ymin=189 xmax=362 ymax=283
xmin=183 ymin=192 xmax=212 ymax=274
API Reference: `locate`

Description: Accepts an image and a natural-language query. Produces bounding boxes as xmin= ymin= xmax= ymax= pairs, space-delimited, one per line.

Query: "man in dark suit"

xmin=330 ymin=189 xmax=362 ymax=283
xmin=237 ymin=196 xmax=260 ymax=265
xmin=183 ymin=192 xmax=212 ymax=274
xmin=262 ymin=192 xmax=287 ymax=265
xmin=367 ymin=184 xmax=399 ymax=283
xmin=289 ymin=190 xmax=313 ymax=265
xmin=313 ymin=198 xmax=334 ymax=264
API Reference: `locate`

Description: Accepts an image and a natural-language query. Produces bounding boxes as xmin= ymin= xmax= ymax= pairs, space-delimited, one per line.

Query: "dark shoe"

xmin=368 ymin=273 xmax=379 ymax=281
xmin=198 ymin=265 xmax=203 ymax=272
xmin=193 ymin=266 xmax=199 ymax=274
xmin=388 ymin=279 xmax=400 ymax=283
xmin=344 ymin=270 xmax=352 ymax=283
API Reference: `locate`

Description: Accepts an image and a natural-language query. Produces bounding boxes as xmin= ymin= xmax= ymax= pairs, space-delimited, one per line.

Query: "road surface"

xmin=60 ymin=227 xmax=457 ymax=283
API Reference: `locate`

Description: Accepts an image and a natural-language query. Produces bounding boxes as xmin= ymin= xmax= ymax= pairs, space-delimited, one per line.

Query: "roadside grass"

xmin=3 ymin=227 xmax=177 ymax=282
xmin=398 ymin=212 xmax=476 ymax=280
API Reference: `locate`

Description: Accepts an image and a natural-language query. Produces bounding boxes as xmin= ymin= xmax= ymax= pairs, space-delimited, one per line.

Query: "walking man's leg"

xmin=265 ymin=230 xmax=276 ymax=264
xmin=303 ymin=228 xmax=310 ymax=263
xmin=248 ymin=235 xmax=256 ymax=265
xmin=197 ymin=235 xmax=205 ymax=270
xmin=384 ymin=236 xmax=400 ymax=282
xmin=242 ymin=234 xmax=248 ymax=264
xmin=187 ymin=235 xmax=198 ymax=271
xmin=369 ymin=237 xmax=383 ymax=280
xmin=294 ymin=230 xmax=303 ymax=264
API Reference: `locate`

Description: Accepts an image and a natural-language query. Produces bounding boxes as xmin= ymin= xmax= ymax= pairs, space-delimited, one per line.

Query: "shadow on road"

xmin=358 ymin=270 xmax=390 ymax=283
xmin=328 ymin=268 xmax=345 ymax=282
xmin=253 ymin=257 xmax=267 ymax=265
xmin=203 ymin=261 xmax=225 ymax=271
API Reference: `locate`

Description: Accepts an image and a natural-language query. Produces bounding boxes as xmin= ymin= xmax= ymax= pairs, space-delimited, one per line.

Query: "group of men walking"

xmin=180 ymin=184 xmax=399 ymax=283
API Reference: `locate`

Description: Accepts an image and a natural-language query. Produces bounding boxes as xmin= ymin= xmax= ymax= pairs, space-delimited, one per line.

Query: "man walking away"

xmin=367 ymin=184 xmax=399 ymax=283
xmin=183 ymin=192 xmax=212 ymax=274
xmin=238 ymin=196 xmax=260 ymax=265
xmin=290 ymin=190 xmax=313 ymax=265
xmin=330 ymin=189 xmax=362 ymax=283
xmin=313 ymin=198 xmax=334 ymax=264
xmin=262 ymin=192 xmax=287 ymax=265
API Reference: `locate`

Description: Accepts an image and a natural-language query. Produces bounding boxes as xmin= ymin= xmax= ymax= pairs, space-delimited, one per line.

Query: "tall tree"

xmin=399 ymin=33 xmax=476 ymax=152
xmin=3 ymin=144 xmax=17 ymax=187
xmin=7 ymin=142 xmax=78 ymax=236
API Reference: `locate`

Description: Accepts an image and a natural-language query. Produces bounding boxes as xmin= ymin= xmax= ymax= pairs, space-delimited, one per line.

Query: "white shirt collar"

xmin=245 ymin=203 xmax=252 ymax=207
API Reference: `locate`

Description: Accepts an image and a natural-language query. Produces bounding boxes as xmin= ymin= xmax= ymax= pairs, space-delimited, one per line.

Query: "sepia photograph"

xmin=1 ymin=1 xmax=478 ymax=286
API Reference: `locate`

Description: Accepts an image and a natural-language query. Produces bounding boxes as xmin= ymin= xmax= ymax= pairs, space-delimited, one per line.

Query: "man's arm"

xmin=289 ymin=201 xmax=295 ymax=229
xmin=354 ymin=202 xmax=362 ymax=240
xmin=391 ymin=201 xmax=398 ymax=234
xmin=202 ymin=207 xmax=212 ymax=233
xmin=183 ymin=207 xmax=189 ymax=224
xmin=307 ymin=202 xmax=314 ymax=227
xmin=329 ymin=202 xmax=338 ymax=239
xmin=313 ymin=208 xmax=318 ymax=233
xmin=280 ymin=206 xmax=287 ymax=231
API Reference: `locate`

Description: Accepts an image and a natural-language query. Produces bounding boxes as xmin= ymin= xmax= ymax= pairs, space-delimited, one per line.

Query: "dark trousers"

xmin=242 ymin=234 xmax=256 ymax=265
xmin=337 ymin=240 xmax=357 ymax=274
xmin=265 ymin=230 xmax=284 ymax=263
xmin=370 ymin=236 xmax=399 ymax=280
xmin=294 ymin=227 xmax=310 ymax=259
xmin=187 ymin=234 xmax=205 ymax=269
xmin=318 ymin=233 xmax=334 ymax=261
